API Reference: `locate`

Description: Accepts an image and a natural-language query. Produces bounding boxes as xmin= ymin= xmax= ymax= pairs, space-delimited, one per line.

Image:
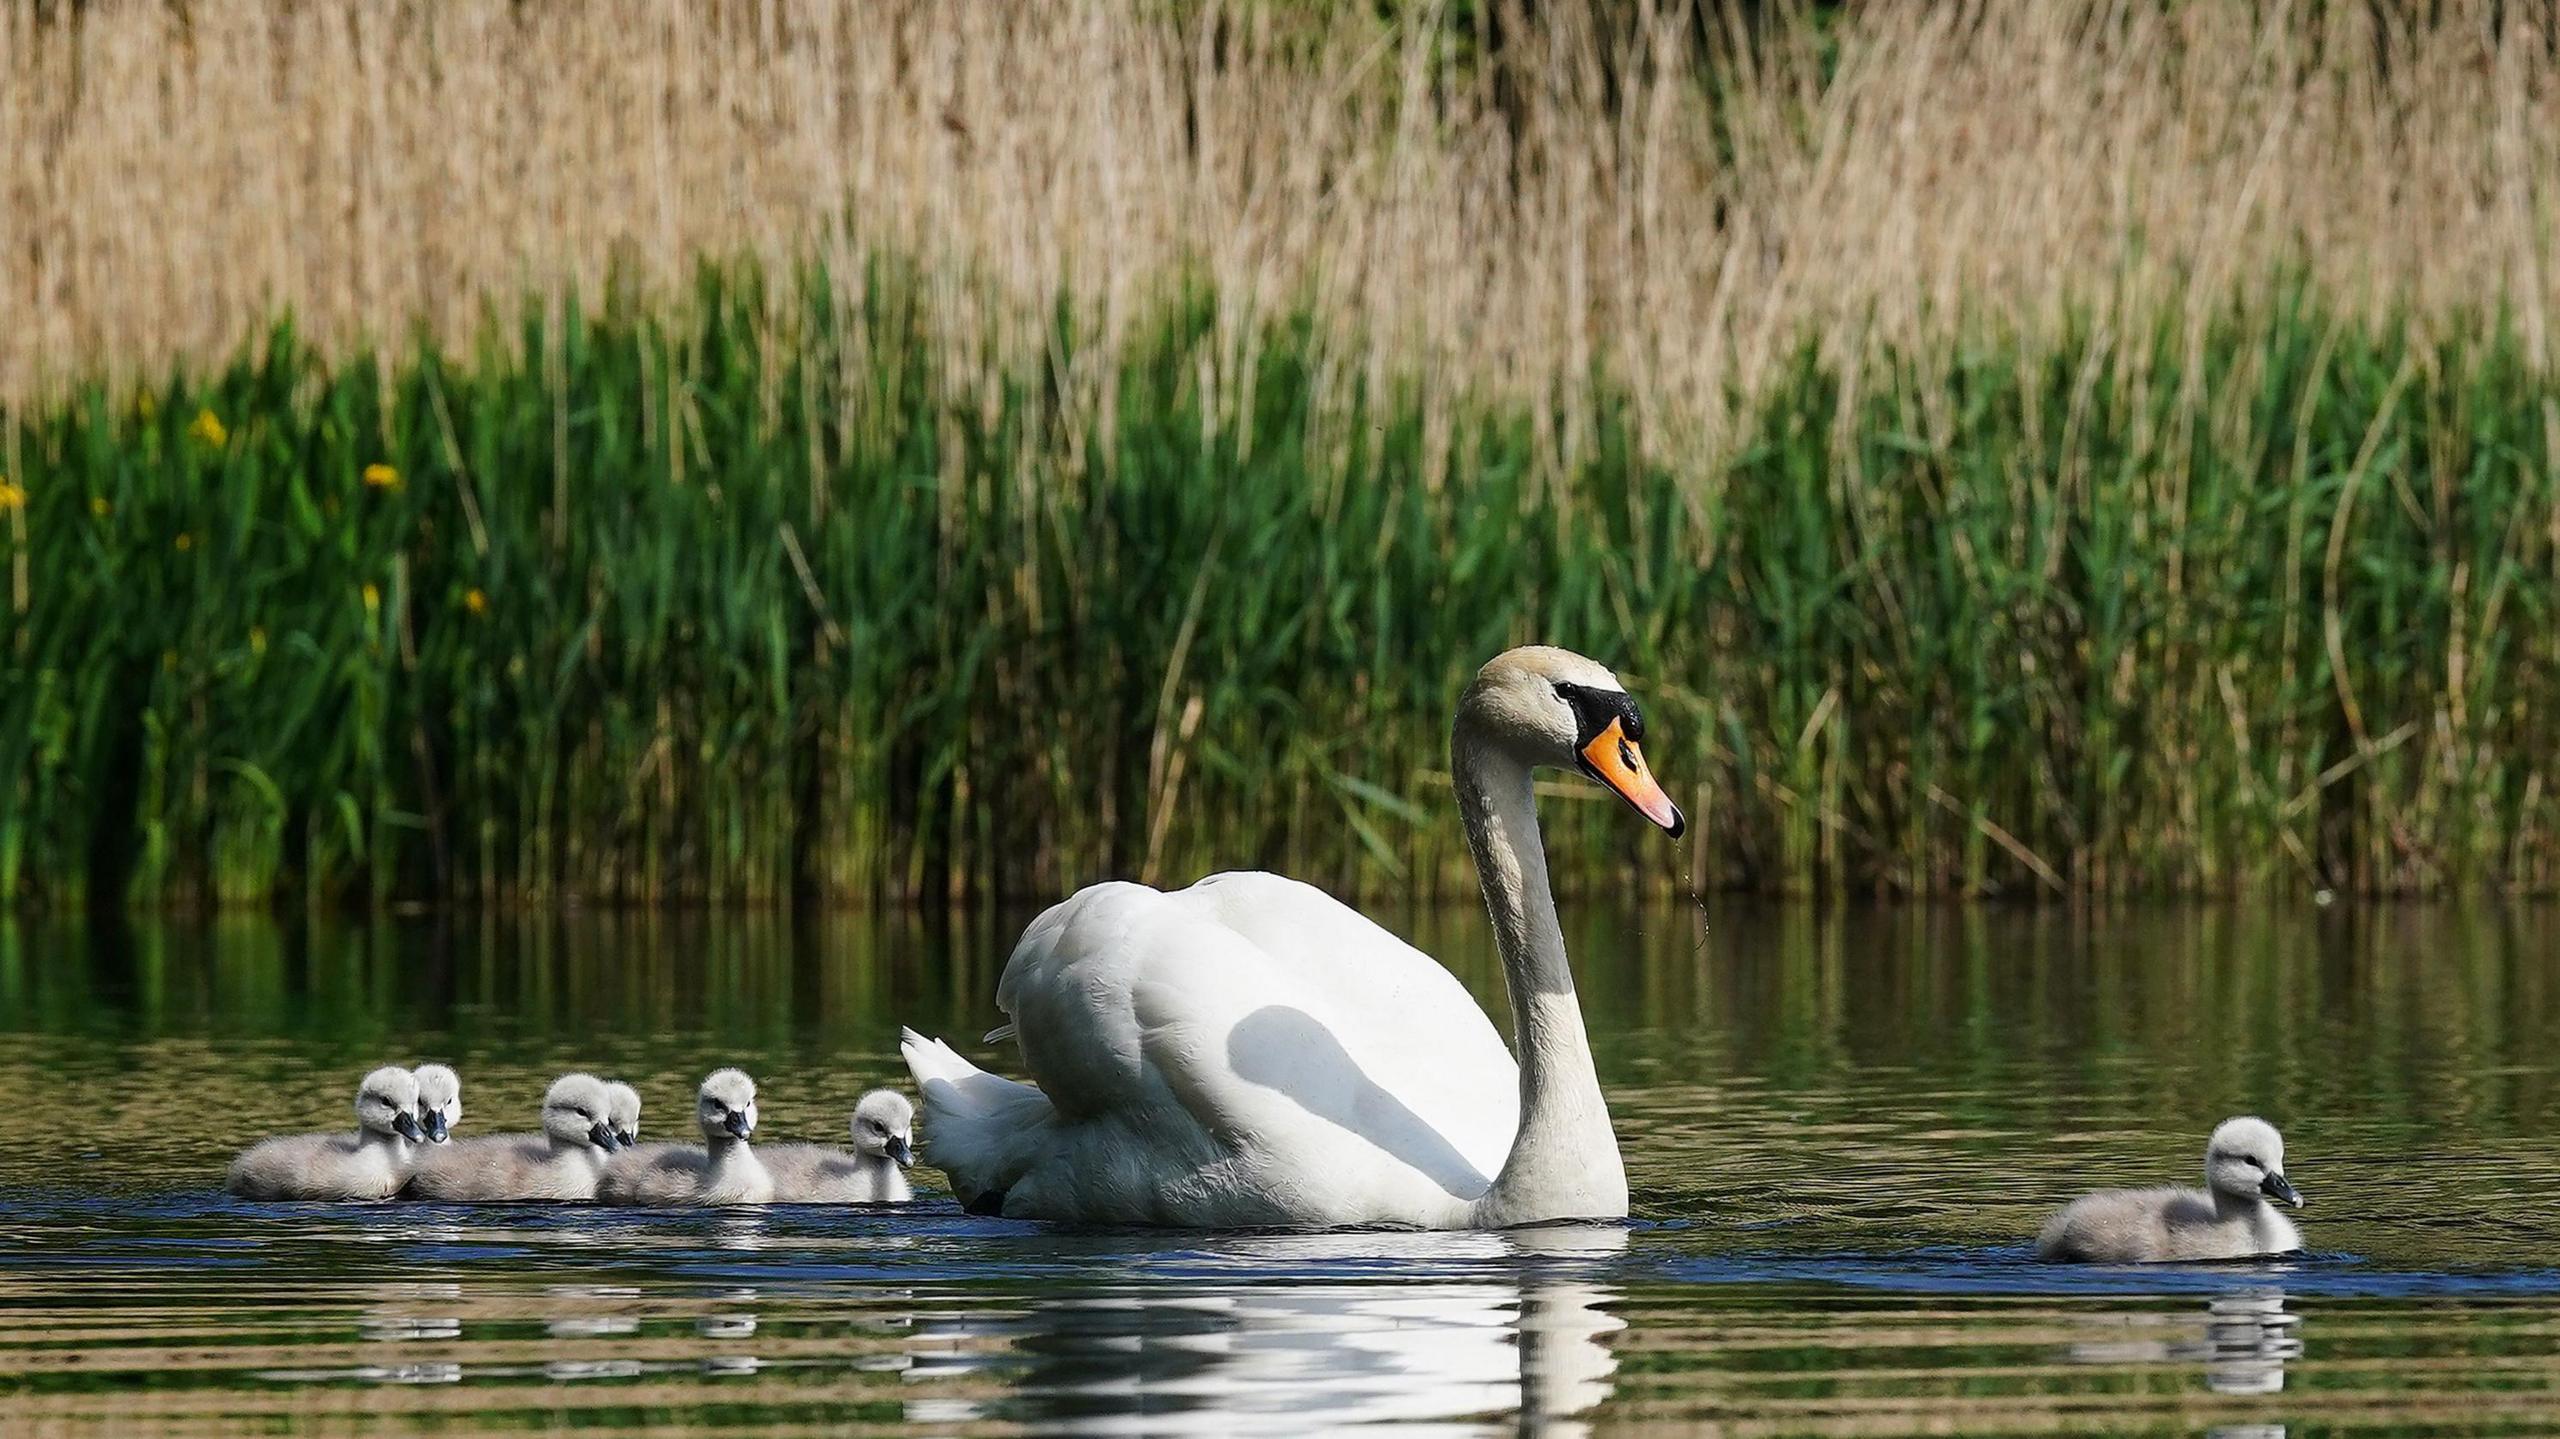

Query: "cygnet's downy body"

xmin=404 ymin=1073 xmax=624 ymax=1202
xmin=594 ymin=1069 xmax=772 ymax=1206
xmin=413 ymin=1064 xmax=463 ymax=1144
xmin=603 ymin=1081 xmax=642 ymax=1150
xmin=226 ymin=1066 xmax=426 ymax=1201
xmin=2038 ymin=1117 xmax=2306 ymax=1263
xmin=763 ymin=1090 xmax=916 ymax=1203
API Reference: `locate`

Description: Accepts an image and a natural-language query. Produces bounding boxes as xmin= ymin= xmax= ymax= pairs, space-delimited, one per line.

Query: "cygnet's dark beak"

xmin=2260 ymin=1171 xmax=2303 ymax=1208
xmin=423 ymin=1109 xmax=451 ymax=1143
xmin=589 ymin=1123 xmax=619 ymax=1152
xmin=723 ymin=1111 xmax=753 ymax=1140
xmin=885 ymin=1135 xmax=913 ymax=1168
xmin=393 ymin=1111 xmax=425 ymax=1143
xmin=613 ymin=1127 xmax=637 ymax=1148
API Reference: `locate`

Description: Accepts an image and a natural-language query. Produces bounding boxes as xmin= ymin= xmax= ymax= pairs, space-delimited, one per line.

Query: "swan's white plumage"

xmin=913 ymin=871 xmax=1520 ymax=1226
xmin=904 ymin=644 xmax=1682 ymax=1230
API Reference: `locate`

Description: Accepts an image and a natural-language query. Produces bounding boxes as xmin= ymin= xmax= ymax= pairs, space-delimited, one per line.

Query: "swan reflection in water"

xmin=2065 ymin=1286 xmax=2302 ymax=1396
xmin=903 ymin=1225 xmax=1626 ymax=1435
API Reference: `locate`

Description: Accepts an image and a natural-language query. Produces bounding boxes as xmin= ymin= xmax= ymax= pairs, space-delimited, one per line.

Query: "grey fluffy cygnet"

xmin=412 ymin=1063 xmax=463 ymax=1144
xmin=603 ymin=1081 xmax=642 ymax=1150
xmin=763 ymin=1090 xmax=916 ymax=1203
xmin=226 ymin=1066 xmax=426 ymax=1201
xmin=2037 ymin=1116 xmax=2306 ymax=1263
xmin=404 ymin=1073 xmax=625 ymax=1202
xmin=594 ymin=1069 xmax=773 ymax=1206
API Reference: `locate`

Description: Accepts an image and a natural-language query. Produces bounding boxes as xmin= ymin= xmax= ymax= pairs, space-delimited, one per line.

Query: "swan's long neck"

xmin=1456 ymin=720 xmax=1627 ymax=1226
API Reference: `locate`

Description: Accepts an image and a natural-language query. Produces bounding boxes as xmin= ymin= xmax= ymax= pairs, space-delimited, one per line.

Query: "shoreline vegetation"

xmin=4 ymin=1 xmax=2560 ymax=906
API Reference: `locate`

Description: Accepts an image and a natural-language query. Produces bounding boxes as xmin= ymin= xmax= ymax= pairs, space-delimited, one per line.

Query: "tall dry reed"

xmin=7 ymin=2 xmax=2555 ymax=446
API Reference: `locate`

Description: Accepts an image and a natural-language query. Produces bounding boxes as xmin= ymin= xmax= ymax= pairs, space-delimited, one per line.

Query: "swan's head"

xmin=603 ymin=1081 xmax=642 ymax=1148
xmin=1461 ymin=646 xmax=1684 ymax=837
xmin=412 ymin=1063 xmax=461 ymax=1143
xmin=356 ymin=1065 xmax=426 ymax=1143
xmin=849 ymin=1089 xmax=914 ymax=1168
xmin=696 ymin=1069 xmax=758 ymax=1141
xmin=542 ymin=1073 xmax=621 ymax=1152
xmin=2207 ymin=1116 xmax=2301 ymax=1208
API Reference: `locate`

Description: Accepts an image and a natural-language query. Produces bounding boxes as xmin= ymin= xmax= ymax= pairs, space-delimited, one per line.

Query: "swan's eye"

xmin=1552 ymin=680 xmax=1645 ymax=746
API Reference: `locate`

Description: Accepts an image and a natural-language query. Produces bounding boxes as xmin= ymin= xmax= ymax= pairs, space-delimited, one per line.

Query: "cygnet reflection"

xmin=2064 ymin=1286 xmax=2302 ymax=1396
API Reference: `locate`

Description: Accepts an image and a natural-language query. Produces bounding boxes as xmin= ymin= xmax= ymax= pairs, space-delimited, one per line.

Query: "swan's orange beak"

xmin=1577 ymin=719 xmax=1685 ymax=838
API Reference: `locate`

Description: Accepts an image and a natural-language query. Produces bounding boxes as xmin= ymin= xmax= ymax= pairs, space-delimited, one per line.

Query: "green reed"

xmin=1 ymin=265 xmax=2554 ymax=907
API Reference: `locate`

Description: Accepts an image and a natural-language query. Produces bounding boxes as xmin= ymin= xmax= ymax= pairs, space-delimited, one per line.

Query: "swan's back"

xmin=923 ymin=871 xmax=1522 ymax=1223
xmin=405 ymin=1135 xmax=603 ymax=1202
xmin=2038 ymin=1186 xmax=2244 ymax=1263
xmin=227 ymin=1133 xmax=405 ymax=1201
xmin=1004 ymin=875 xmax=1515 ymax=1145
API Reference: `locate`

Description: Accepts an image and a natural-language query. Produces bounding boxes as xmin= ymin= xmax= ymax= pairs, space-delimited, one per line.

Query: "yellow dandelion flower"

xmin=187 ymin=408 xmax=227 ymax=449
xmin=174 ymin=532 xmax=195 ymax=552
xmin=363 ymin=463 xmax=400 ymax=490
xmin=90 ymin=496 xmax=111 ymax=518
xmin=463 ymin=587 xmax=489 ymax=617
xmin=249 ymin=627 xmax=267 ymax=656
xmin=362 ymin=583 xmax=381 ymax=613
xmin=0 ymin=479 xmax=23 ymax=512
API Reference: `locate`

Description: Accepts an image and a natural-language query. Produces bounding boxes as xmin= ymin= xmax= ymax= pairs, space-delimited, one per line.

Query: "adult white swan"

xmin=901 ymin=646 xmax=1684 ymax=1228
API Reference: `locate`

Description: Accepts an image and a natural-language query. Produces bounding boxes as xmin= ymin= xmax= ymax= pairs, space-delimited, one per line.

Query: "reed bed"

xmin=1 ymin=0 xmax=2558 ymax=904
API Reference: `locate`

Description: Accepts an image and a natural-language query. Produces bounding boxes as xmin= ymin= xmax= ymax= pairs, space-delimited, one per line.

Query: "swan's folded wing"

xmin=996 ymin=882 xmax=1165 ymax=1121
xmin=993 ymin=872 xmax=1519 ymax=1189
xmin=1176 ymin=872 xmax=1520 ymax=1175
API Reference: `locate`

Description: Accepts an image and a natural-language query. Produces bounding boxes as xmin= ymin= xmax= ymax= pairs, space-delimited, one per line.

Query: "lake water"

xmin=3 ymin=902 xmax=2558 ymax=1434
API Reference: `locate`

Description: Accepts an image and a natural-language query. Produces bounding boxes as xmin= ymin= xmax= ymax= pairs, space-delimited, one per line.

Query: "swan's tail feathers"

xmin=898 ymin=1026 xmax=1052 ymax=1214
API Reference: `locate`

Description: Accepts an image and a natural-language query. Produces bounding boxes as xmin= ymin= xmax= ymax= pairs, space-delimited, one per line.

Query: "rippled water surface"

xmin=3 ymin=903 xmax=2559 ymax=1434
